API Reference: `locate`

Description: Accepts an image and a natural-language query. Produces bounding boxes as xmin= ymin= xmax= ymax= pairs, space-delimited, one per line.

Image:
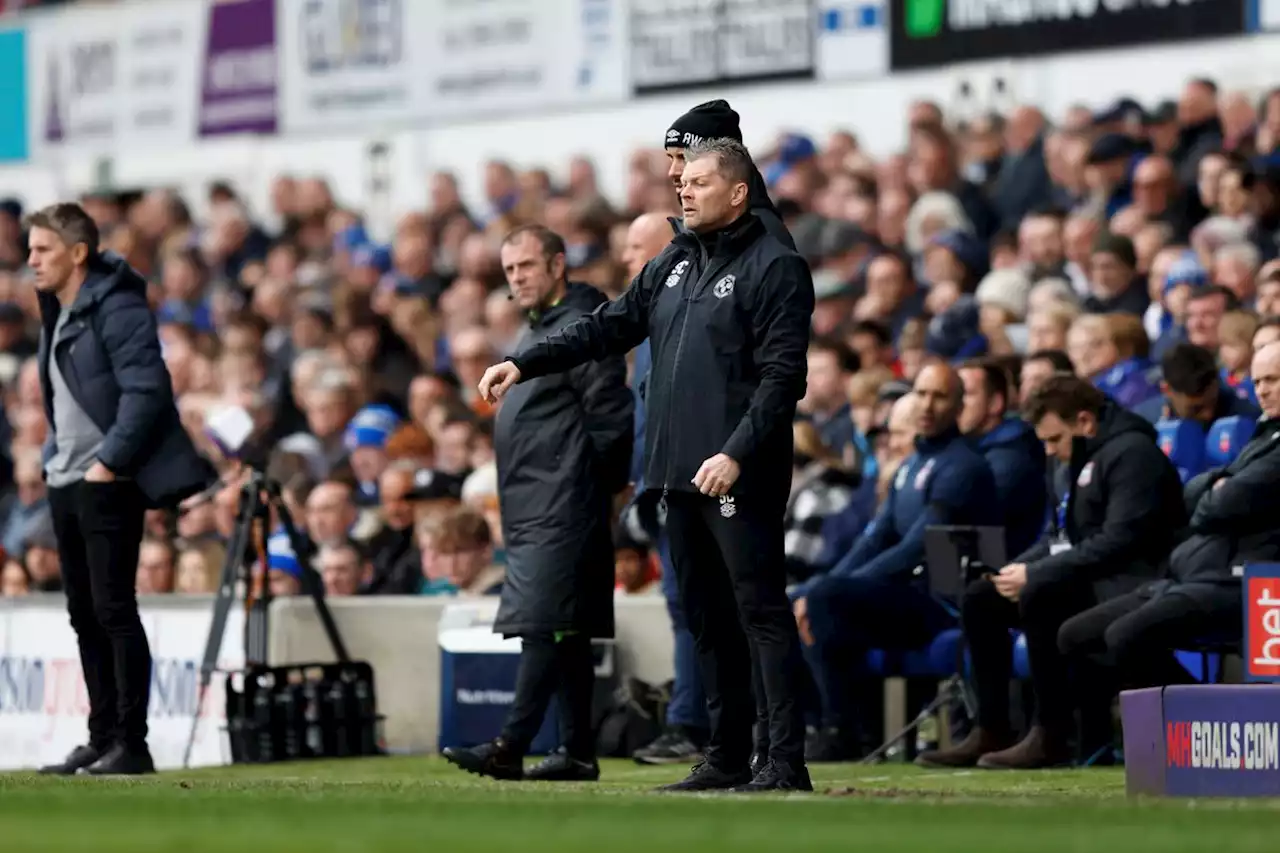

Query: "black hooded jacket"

xmin=512 ymin=212 xmax=813 ymax=499
xmin=493 ymin=282 xmax=634 ymax=638
xmin=1170 ymin=418 xmax=1280 ymax=596
xmin=1018 ymin=402 xmax=1185 ymax=600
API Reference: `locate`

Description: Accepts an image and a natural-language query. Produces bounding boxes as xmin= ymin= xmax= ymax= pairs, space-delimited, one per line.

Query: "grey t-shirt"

xmin=45 ymin=308 xmax=105 ymax=487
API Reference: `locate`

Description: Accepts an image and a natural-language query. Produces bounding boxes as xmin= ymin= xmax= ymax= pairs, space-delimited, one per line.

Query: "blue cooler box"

xmin=437 ymin=604 xmax=614 ymax=755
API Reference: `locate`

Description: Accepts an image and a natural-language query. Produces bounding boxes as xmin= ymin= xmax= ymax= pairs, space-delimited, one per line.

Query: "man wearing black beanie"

xmin=664 ymin=100 xmax=795 ymax=251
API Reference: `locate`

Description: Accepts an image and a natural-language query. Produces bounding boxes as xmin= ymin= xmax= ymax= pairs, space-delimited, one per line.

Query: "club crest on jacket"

xmin=665 ymin=259 xmax=689 ymax=288
xmin=713 ymin=274 xmax=735 ymax=299
xmin=719 ymin=495 xmax=736 ymax=518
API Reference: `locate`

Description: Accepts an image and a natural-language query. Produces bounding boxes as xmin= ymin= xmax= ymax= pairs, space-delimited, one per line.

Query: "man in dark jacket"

xmin=1134 ymin=342 xmax=1260 ymax=426
xmin=958 ymin=358 xmax=1046 ymax=558
xmin=794 ymin=363 xmax=998 ymax=762
xmin=479 ymin=138 xmax=814 ymax=792
xmin=443 ymin=225 xmax=633 ymax=783
xmin=1060 ymin=341 xmax=1280 ymax=691
xmin=919 ymin=376 xmax=1185 ymax=770
xmin=28 ymin=203 xmax=213 ymax=777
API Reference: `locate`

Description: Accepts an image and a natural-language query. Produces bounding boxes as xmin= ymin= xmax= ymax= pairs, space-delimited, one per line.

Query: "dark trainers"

xmin=976 ymin=726 xmax=1073 ymax=770
xmin=78 ymin=744 xmax=155 ymax=776
xmin=442 ymin=738 xmax=524 ymax=781
xmin=39 ymin=744 xmax=102 ymax=776
xmin=805 ymin=727 xmax=863 ymax=763
xmin=732 ymin=758 xmax=813 ymax=793
xmin=915 ymin=727 xmax=1015 ymax=769
xmin=633 ymin=730 xmax=704 ymax=766
xmin=526 ymin=748 xmax=600 ymax=782
xmin=657 ymin=761 xmax=753 ymax=792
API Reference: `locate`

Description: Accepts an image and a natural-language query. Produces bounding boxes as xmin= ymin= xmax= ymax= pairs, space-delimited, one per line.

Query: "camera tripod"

xmin=181 ymin=470 xmax=350 ymax=769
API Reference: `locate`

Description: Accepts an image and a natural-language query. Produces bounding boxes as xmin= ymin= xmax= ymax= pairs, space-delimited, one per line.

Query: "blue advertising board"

xmin=0 ymin=28 xmax=27 ymax=163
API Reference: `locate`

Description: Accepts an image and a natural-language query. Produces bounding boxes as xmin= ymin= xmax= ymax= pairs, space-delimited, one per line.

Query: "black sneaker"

xmin=656 ymin=761 xmax=753 ymax=792
xmin=750 ymin=749 xmax=768 ymax=776
xmin=442 ymin=738 xmax=524 ymax=781
xmin=732 ymin=758 xmax=813 ymax=793
xmin=633 ymin=730 xmax=704 ymax=766
xmin=78 ymin=744 xmax=156 ymax=776
xmin=39 ymin=744 xmax=102 ymax=776
xmin=805 ymin=727 xmax=863 ymax=763
xmin=525 ymin=748 xmax=600 ymax=782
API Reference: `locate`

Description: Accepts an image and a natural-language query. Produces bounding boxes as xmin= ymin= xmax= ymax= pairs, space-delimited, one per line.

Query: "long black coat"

xmin=493 ymin=283 xmax=634 ymax=639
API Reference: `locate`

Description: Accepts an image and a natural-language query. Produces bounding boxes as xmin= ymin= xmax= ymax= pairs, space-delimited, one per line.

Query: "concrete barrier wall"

xmin=268 ymin=595 xmax=675 ymax=754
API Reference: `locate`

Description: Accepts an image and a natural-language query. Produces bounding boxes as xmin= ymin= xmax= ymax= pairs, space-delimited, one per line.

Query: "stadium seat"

xmin=1203 ymin=415 xmax=1257 ymax=468
xmin=1012 ymin=632 xmax=1031 ymax=680
xmin=1156 ymin=418 xmax=1207 ymax=482
xmin=865 ymin=629 xmax=964 ymax=678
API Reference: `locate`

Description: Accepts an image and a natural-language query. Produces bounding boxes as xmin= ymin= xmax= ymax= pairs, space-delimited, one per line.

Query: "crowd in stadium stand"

xmin=3 ymin=74 xmax=1280 ymax=761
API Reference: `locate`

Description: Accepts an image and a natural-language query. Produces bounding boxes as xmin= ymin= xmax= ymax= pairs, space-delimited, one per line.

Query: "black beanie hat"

xmin=664 ymin=100 xmax=742 ymax=149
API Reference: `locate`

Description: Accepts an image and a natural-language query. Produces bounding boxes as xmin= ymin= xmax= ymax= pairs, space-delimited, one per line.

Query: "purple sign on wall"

xmin=198 ymin=0 xmax=278 ymax=137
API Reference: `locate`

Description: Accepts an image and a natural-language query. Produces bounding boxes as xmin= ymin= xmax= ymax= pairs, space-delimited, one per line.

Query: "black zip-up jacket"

xmin=511 ymin=212 xmax=814 ymax=498
xmin=1018 ymin=401 xmax=1185 ymax=601
xmin=1171 ymin=418 xmax=1280 ymax=597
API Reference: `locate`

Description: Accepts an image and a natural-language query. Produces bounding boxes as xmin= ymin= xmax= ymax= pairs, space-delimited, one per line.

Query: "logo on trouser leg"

xmin=719 ymin=495 xmax=736 ymax=518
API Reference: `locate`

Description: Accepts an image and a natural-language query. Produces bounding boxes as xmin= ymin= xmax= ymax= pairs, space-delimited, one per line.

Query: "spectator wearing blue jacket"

xmin=794 ymin=364 xmax=998 ymax=761
xmin=957 ymin=359 xmax=1047 ymax=558
xmin=1133 ymin=342 xmax=1260 ymax=426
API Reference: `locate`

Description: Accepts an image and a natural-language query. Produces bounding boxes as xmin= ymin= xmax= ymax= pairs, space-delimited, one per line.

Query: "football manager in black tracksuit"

xmin=480 ymin=138 xmax=815 ymax=792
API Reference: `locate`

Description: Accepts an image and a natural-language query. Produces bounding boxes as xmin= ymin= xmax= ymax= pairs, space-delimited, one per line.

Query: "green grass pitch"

xmin=2 ymin=757 xmax=1277 ymax=852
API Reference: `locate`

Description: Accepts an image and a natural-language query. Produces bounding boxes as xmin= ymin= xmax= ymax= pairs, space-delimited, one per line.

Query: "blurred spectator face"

xmin=394 ymin=230 xmax=433 ymax=280
xmin=430 ymin=172 xmax=462 ymax=214
xmin=1218 ymin=168 xmax=1251 ymax=219
xmin=292 ymin=310 xmax=331 ymax=352
xmin=26 ymin=545 xmax=60 ymax=589
xmin=622 ymin=213 xmax=673 ymax=280
xmin=907 ymin=136 xmax=953 ymax=193
xmin=1132 ymin=225 xmax=1170 ymax=276
xmin=568 ymin=156 xmax=598 ymax=199
xmin=1220 ymin=91 xmax=1256 ymax=140
xmin=912 ymin=365 xmax=960 ymax=439
xmin=1186 ymin=291 xmax=1228 ymax=349
xmin=409 ymin=375 xmax=452 ymax=427
xmin=803 ymin=348 xmax=848 ymax=416
xmin=1259 ymin=324 xmax=1280 ymax=352
xmin=957 ymin=366 xmax=1001 ymax=436
xmin=350 ymin=445 xmax=388 ymax=489
xmin=485 ymin=290 xmax=524 ymax=355
xmin=2 ymin=560 xmax=30 ymax=597
xmin=484 ymin=162 xmax=518 ymax=208
xmin=161 ymin=254 xmax=202 ymax=302
xmin=268 ymin=570 xmax=302 ymax=598
xmin=270 ymin=176 xmax=298 ymax=218
xmin=1088 ymin=250 xmax=1133 ymax=297
xmin=1212 ymin=247 xmax=1258 ymax=302
xmin=1254 ymin=344 xmax=1280 ymax=419
xmin=449 ymin=326 xmax=494 ymax=393
xmin=136 ymin=541 xmax=175 ymax=594
xmin=883 ymin=395 xmax=919 ymax=465
xmin=441 ymin=277 xmax=487 ymax=331
xmin=1020 ymin=356 xmax=1061 ymax=400
xmin=1198 ymin=153 xmax=1228 ymax=210
xmin=435 ymin=538 xmax=491 ymax=590
xmin=379 ymin=468 xmax=417 ymax=532
xmin=14 ymin=453 xmax=45 ymax=507
xmin=863 ymin=255 xmax=913 ymax=317
xmin=319 ymin=546 xmax=366 ymax=597
xmin=1067 ymin=320 xmax=1118 ymax=378
xmin=1 ymin=558 xmax=30 ymax=596
xmin=501 ymin=231 xmax=566 ymax=311
xmin=305 ymin=386 xmax=353 ymax=440
xmin=1062 ymin=216 xmax=1099 ymax=267
xmin=176 ymin=551 xmax=214 ymax=594
xmin=1166 ymin=382 xmax=1220 ymax=426
xmin=1179 ymin=80 xmax=1219 ymax=126
xmin=1027 ymin=309 xmax=1069 ymax=353
xmin=1256 ymin=279 xmax=1280 ymax=318
xmin=1132 ymin=157 xmax=1173 ymax=217
xmin=1019 ymin=215 xmax=1064 ymax=269
xmin=876 ymin=190 xmax=910 ymax=247
xmin=1108 ymin=206 xmax=1147 ymax=240
xmin=923 ymin=244 xmax=964 ymax=288
xmin=436 ymin=422 xmax=475 ymax=476
xmin=908 ymin=100 xmax=944 ymax=130
xmin=266 ymin=242 xmax=299 ymax=283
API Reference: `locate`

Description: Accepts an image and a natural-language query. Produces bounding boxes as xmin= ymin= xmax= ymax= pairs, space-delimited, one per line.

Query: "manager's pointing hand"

xmin=479 ymin=361 xmax=522 ymax=404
